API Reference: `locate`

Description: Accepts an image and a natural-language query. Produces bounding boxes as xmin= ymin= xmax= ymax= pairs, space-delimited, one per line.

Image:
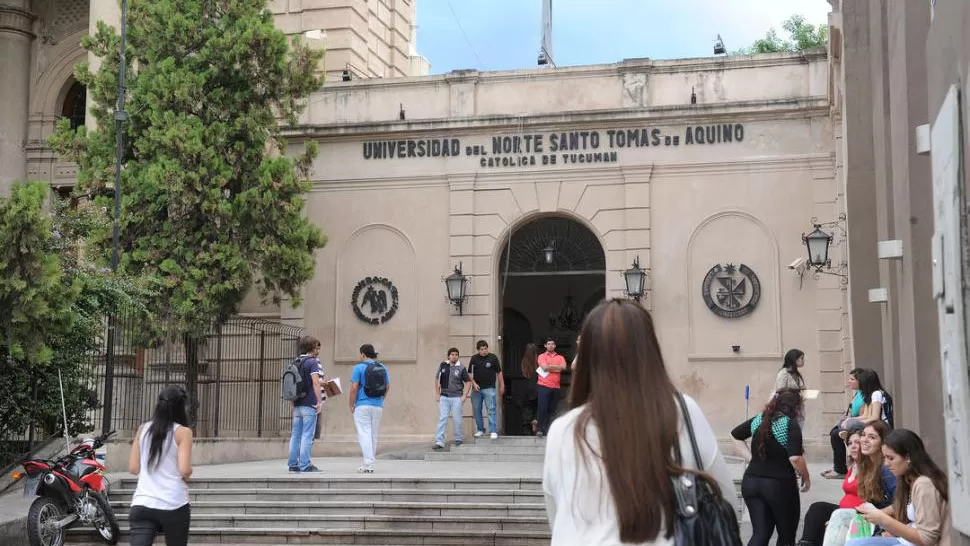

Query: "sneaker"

xmin=454 ymin=440 xmax=463 ymax=446
xmin=300 ymin=465 xmax=322 ymax=473
xmin=357 ymin=466 xmax=374 ymax=474
xmin=474 ymin=431 xmax=484 ymax=438
xmin=433 ymin=443 xmax=445 ymax=450
xmin=288 ymin=466 xmax=300 ymax=473
xmin=490 ymin=432 xmax=498 ymax=440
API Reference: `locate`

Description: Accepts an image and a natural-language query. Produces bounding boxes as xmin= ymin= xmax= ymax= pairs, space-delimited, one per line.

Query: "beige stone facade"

xmin=1 ymin=0 xmax=854 ymax=448
xmin=290 ymin=52 xmax=847 ymax=445
xmin=0 ymin=0 xmax=428 ymax=193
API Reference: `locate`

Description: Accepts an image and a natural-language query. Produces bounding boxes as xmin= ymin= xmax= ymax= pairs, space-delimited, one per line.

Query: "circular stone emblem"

xmin=351 ymin=276 xmax=399 ymax=325
xmin=701 ymin=263 xmax=761 ymax=319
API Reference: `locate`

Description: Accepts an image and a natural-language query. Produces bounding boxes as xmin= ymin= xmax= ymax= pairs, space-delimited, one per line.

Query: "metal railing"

xmin=1 ymin=311 xmax=304 ymax=470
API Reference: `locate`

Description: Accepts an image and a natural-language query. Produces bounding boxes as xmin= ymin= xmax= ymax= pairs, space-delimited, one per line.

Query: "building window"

xmin=61 ymin=81 xmax=86 ymax=130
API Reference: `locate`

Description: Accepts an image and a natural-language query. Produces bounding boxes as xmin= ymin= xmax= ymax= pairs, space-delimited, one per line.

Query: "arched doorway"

xmin=498 ymin=216 xmax=606 ymax=435
xmin=61 ymin=80 xmax=86 ymax=130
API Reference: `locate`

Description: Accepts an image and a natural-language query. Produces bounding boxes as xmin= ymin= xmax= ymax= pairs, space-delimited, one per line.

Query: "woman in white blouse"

xmin=543 ymin=298 xmax=737 ymax=545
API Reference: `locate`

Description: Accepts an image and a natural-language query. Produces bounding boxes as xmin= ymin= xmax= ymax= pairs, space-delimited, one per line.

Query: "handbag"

xmin=846 ymin=512 xmax=876 ymax=540
xmin=671 ymin=392 xmax=743 ymax=546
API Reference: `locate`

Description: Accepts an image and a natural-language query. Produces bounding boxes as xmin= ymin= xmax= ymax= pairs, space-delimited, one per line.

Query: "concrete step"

xmin=451 ymin=445 xmax=545 ymax=455
xmin=110 ymin=487 xmax=544 ymax=504
xmin=108 ymin=500 xmax=547 ymax=518
xmin=424 ymin=451 xmax=544 ymax=463
xmin=111 ymin=513 xmax=549 ymax=532
xmin=112 ymin=477 xmax=543 ymax=491
xmin=67 ymin=527 xmax=551 ymax=545
xmin=471 ymin=437 xmax=546 ymax=447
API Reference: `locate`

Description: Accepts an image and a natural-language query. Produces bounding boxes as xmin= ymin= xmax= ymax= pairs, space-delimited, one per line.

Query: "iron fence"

xmin=1 ymin=311 xmax=304 ymax=470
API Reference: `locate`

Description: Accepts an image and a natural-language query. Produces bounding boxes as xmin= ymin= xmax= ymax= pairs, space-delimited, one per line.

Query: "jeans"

xmin=354 ymin=405 xmax=383 ymax=469
xmin=845 ymin=539 xmax=902 ymax=546
xmin=436 ymin=396 xmax=463 ymax=446
xmin=741 ymin=474 xmax=800 ymax=546
xmin=287 ymin=405 xmax=318 ymax=470
xmin=129 ymin=504 xmax=190 ymax=546
xmin=537 ymin=385 xmax=558 ymax=435
xmin=472 ymin=387 xmax=497 ymax=433
xmin=800 ymin=501 xmax=838 ymax=546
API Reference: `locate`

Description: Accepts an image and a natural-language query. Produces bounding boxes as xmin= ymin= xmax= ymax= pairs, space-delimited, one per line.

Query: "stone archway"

xmin=496 ymin=215 xmax=606 ymax=435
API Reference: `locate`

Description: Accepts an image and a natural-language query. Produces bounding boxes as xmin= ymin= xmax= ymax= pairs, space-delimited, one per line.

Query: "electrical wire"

xmin=446 ymin=0 xmax=484 ymax=67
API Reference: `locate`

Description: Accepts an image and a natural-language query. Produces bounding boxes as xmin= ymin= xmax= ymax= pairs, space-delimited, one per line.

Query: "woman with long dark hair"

xmin=849 ymin=429 xmax=950 ymax=546
xmin=810 ymin=421 xmax=897 ymax=546
xmin=127 ymin=385 xmax=193 ymax=546
xmin=543 ymin=299 xmax=736 ymax=544
xmin=839 ymin=369 xmax=891 ymax=438
xmin=518 ymin=343 xmax=539 ymax=435
xmin=775 ymin=349 xmax=806 ymax=392
xmin=822 ymin=368 xmax=866 ymax=480
xmin=732 ymin=389 xmax=810 ymax=546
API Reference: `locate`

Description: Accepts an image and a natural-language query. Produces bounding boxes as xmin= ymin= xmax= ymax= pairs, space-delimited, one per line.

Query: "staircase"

xmin=67 ymin=470 xmax=549 ymax=545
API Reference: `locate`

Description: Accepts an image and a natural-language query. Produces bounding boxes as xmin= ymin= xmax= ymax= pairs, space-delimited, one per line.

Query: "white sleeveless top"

xmin=131 ymin=423 xmax=189 ymax=510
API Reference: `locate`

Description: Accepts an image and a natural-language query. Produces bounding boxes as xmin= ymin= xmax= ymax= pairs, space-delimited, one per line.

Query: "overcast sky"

xmin=415 ymin=0 xmax=832 ymax=74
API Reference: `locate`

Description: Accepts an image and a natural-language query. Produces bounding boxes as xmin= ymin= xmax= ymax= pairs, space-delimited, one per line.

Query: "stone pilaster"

xmin=85 ymin=0 xmax=120 ymax=130
xmin=0 ymin=2 xmax=34 ymax=193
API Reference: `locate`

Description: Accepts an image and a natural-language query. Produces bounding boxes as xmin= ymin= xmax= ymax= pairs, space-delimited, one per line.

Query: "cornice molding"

xmin=285 ymin=98 xmax=830 ymax=140
xmin=0 ymin=5 xmax=35 ymax=38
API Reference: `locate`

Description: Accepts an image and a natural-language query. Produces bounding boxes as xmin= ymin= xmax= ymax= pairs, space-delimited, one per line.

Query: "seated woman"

xmin=848 ymin=429 xmax=950 ymax=546
xmin=822 ymin=368 xmax=866 ymax=480
xmin=820 ymin=421 xmax=898 ymax=546
xmin=840 ymin=369 xmax=891 ymax=439
xmin=798 ymin=423 xmax=896 ymax=546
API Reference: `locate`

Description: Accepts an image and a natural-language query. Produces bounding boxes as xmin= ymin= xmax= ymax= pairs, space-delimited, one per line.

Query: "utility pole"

xmin=538 ymin=0 xmax=555 ymax=67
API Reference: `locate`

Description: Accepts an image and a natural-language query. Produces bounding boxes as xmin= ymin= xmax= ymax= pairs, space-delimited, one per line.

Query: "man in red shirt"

xmin=536 ymin=337 xmax=567 ymax=437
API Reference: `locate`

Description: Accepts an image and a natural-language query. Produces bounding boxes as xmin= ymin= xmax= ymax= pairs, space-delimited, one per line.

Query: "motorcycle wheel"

xmin=26 ymin=497 xmax=65 ymax=546
xmin=90 ymin=491 xmax=120 ymax=545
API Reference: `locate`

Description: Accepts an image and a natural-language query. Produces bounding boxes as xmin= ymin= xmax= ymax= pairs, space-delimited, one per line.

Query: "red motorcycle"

xmin=11 ymin=430 xmax=120 ymax=546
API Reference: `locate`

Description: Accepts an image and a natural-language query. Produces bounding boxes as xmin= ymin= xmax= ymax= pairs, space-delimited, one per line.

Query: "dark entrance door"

xmin=498 ymin=216 xmax=606 ymax=435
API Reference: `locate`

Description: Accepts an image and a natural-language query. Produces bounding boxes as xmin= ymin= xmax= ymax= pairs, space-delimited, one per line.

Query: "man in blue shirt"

xmin=288 ymin=336 xmax=323 ymax=473
xmin=349 ymin=344 xmax=389 ymax=473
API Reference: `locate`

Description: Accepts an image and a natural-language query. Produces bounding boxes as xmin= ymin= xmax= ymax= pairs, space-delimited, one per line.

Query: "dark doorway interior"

xmin=498 ymin=217 xmax=606 ymax=435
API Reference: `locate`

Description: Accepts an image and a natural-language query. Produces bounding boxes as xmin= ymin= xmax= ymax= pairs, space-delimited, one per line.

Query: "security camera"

xmin=788 ymin=257 xmax=806 ymax=270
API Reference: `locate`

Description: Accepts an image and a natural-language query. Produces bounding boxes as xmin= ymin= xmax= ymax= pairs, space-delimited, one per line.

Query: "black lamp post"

xmin=103 ymin=0 xmax=129 ymax=435
xmin=623 ymin=256 xmax=647 ymax=302
xmin=444 ymin=263 xmax=469 ymax=315
xmin=802 ymin=224 xmax=834 ymax=272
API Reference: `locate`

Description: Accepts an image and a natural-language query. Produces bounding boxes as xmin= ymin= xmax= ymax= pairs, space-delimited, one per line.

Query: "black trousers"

xmin=129 ymin=504 xmax=191 ymax=546
xmin=537 ymin=385 xmax=558 ymax=435
xmin=799 ymin=501 xmax=838 ymax=546
xmin=830 ymin=425 xmax=848 ymax=474
xmin=741 ymin=474 xmax=800 ymax=546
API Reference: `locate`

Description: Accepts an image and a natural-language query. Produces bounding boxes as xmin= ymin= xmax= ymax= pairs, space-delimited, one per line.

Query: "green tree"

xmin=0 ymin=183 xmax=144 ymax=459
xmin=738 ymin=15 xmax=829 ymax=54
xmin=49 ymin=0 xmax=327 ymax=421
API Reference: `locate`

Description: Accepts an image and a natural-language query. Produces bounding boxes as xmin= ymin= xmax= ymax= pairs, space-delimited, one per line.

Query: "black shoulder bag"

xmin=672 ymin=392 xmax=743 ymax=546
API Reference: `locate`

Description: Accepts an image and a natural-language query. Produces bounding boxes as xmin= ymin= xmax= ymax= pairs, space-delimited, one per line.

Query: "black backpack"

xmin=882 ymin=391 xmax=895 ymax=429
xmin=363 ymin=362 xmax=388 ymax=398
xmin=281 ymin=356 xmax=307 ymax=401
xmin=672 ymin=393 xmax=743 ymax=546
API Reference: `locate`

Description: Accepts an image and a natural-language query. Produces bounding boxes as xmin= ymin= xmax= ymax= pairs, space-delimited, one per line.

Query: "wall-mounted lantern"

xmin=801 ymin=214 xmax=848 ymax=282
xmin=622 ymin=256 xmax=647 ymax=302
xmin=443 ymin=262 xmax=469 ymax=315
